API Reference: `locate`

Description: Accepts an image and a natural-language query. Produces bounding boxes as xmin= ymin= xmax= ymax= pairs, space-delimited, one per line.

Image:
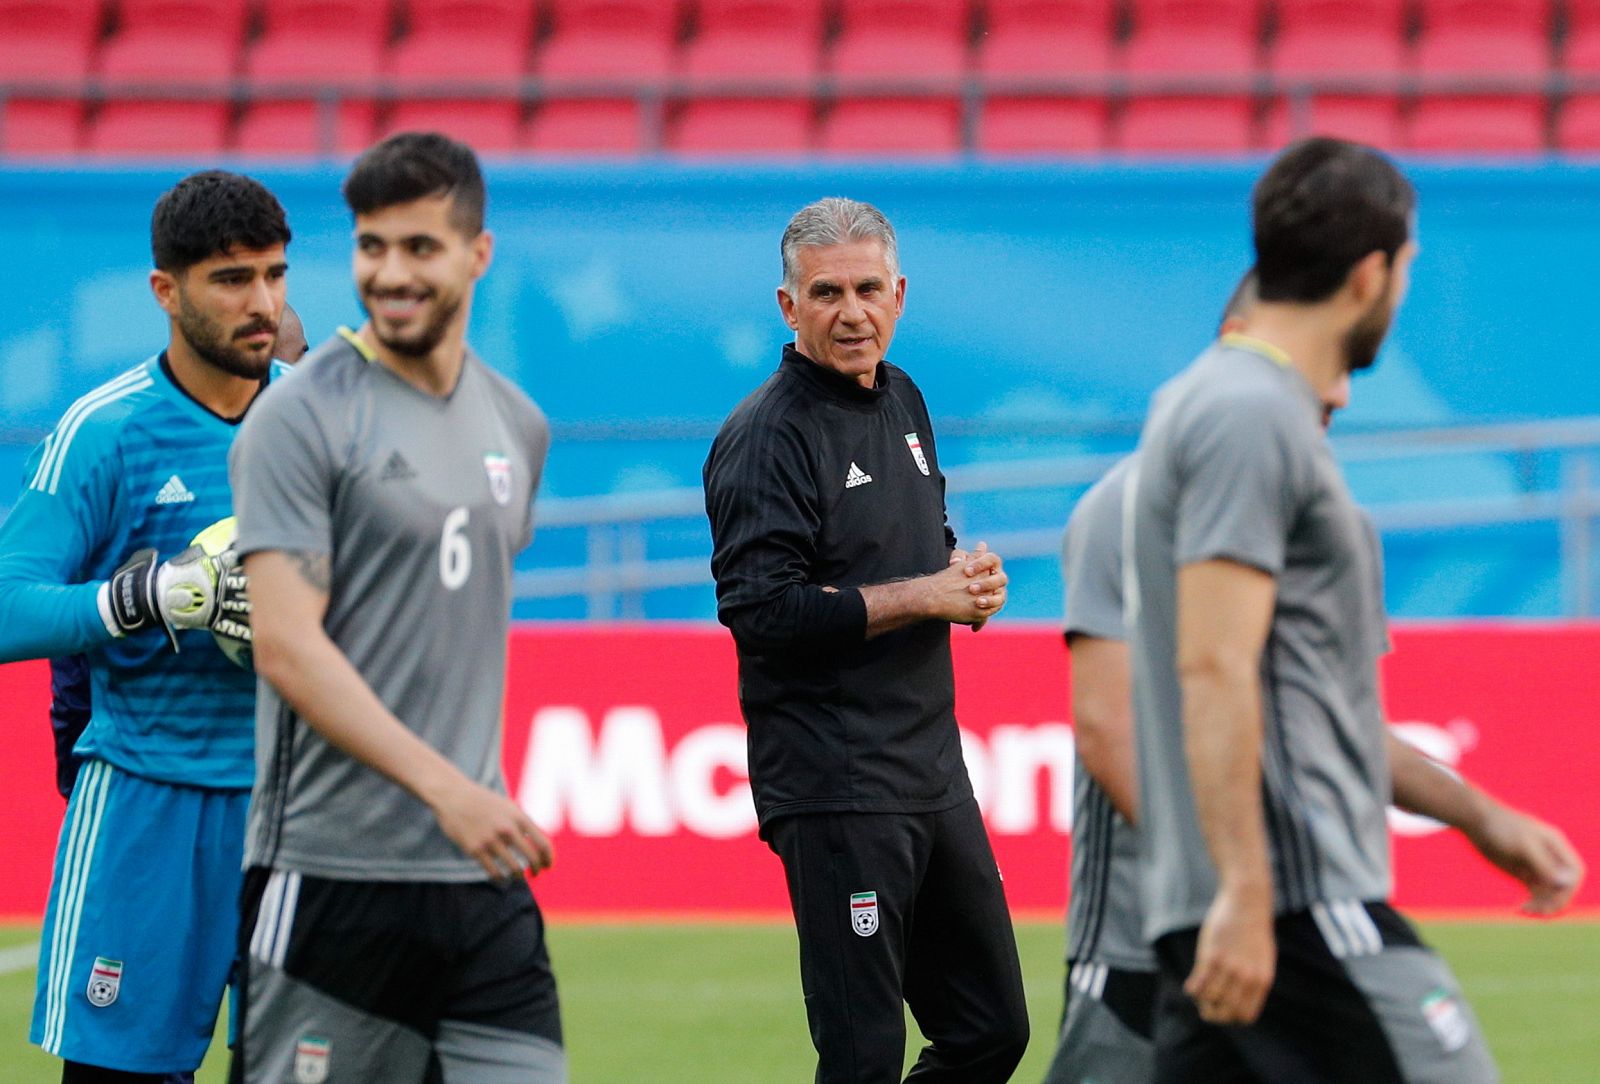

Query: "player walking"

xmin=0 ymin=170 xmax=291 ymax=1082
xmin=1127 ymin=138 xmax=1511 ymax=1082
xmin=228 ymin=132 xmax=564 ymax=1083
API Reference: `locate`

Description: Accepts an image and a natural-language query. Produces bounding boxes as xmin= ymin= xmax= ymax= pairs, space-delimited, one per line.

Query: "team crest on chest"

xmin=904 ymin=433 xmax=930 ymax=476
xmin=850 ymin=891 xmax=879 ymax=937
xmin=85 ymin=956 xmax=122 ymax=1007
xmin=294 ymin=1035 xmax=331 ymax=1084
xmin=483 ymin=454 xmax=512 ymax=506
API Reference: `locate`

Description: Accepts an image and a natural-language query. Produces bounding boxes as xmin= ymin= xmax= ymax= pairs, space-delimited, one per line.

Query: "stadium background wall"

xmin=3 ymin=164 xmax=1600 ymax=620
xmin=2 ymin=623 xmax=1597 ymax=919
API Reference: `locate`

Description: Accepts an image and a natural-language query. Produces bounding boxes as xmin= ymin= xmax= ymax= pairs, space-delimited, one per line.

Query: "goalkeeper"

xmin=0 ymin=170 xmax=291 ymax=1083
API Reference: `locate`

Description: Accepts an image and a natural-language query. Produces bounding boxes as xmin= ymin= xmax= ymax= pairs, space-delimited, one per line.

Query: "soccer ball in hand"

xmin=187 ymin=516 xmax=253 ymax=670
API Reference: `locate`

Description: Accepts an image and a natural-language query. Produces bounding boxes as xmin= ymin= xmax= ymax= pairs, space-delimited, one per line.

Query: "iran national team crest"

xmin=850 ymin=891 xmax=879 ymax=937
xmin=295 ymin=1035 xmax=332 ymax=1084
xmin=85 ymin=957 xmax=122 ymax=1007
xmin=484 ymin=454 xmax=512 ymax=506
xmin=904 ymin=433 xmax=930 ymax=476
xmin=1420 ymin=989 xmax=1471 ymax=1053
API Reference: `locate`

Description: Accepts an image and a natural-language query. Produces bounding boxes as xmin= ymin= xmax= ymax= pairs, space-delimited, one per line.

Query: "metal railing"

xmin=0 ymin=71 xmax=1591 ymax=156
xmin=522 ymin=416 xmax=1600 ymax=618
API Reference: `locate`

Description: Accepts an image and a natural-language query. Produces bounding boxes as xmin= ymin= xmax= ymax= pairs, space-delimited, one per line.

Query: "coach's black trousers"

xmin=767 ymin=799 xmax=1030 ymax=1084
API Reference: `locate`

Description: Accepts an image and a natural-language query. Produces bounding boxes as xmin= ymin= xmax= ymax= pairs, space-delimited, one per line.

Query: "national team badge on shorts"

xmin=484 ymin=454 xmax=512 ymax=506
xmin=85 ymin=957 xmax=122 ymax=1007
xmin=1420 ymin=988 xmax=1471 ymax=1053
xmin=850 ymin=891 xmax=879 ymax=937
xmin=904 ymin=433 xmax=930 ymax=476
xmin=295 ymin=1035 xmax=332 ymax=1084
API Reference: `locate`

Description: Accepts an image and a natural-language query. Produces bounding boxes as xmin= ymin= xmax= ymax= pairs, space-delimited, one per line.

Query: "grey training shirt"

xmin=1062 ymin=454 xmax=1155 ymax=971
xmin=230 ymin=331 xmax=550 ymax=882
xmin=1127 ymin=336 xmax=1391 ymax=943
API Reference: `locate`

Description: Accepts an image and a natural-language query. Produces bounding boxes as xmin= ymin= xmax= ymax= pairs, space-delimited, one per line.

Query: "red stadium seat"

xmin=390 ymin=0 xmax=537 ymax=82
xmin=819 ymin=99 xmax=963 ymax=155
xmin=1264 ymin=95 xmax=1402 ymax=148
xmin=1118 ymin=96 xmax=1256 ymax=152
xmin=0 ymin=99 xmax=84 ymax=156
xmin=1127 ymin=0 xmax=1262 ymax=40
xmin=979 ymin=96 xmax=1108 ymax=153
xmin=0 ymin=0 xmax=103 ymax=81
xmin=523 ymin=99 xmax=646 ymax=153
xmin=87 ymin=101 xmax=230 ymax=155
xmin=669 ymin=98 xmax=812 ymax=154
xmin=99 ymin=0 xmax=248 ymax=81
xmin=235 ymin=100 xmax=378 ymax=156
xmin=1406 ymin=97 xmax=1547 ymax=153
xmin=387 ymin=100 xmax=524 ymax=152
xmin=1567 ymin=0 xmax=1600 ymax=70
xmin=977 ymin=0 xmax=1117 ymax=78
xmin=1271 ymin=0 xmax=1406 ymax=76
xmin=679 ymin=0 xmax=824 ymax=81
xmin=1414 ymin=0 xmax=1550 ymax=94
xmin=540 ymin=0 xmax=681 ymax=80
xmin=1555 ymin=94 xmax=1600 ymax=150
xmin=830 ymin=0 xmax=972 ymax=80
xmin=258 ymin=0 xmax=392 ymax=40
xmin=245 ymin=23 xmax=384 ymax=158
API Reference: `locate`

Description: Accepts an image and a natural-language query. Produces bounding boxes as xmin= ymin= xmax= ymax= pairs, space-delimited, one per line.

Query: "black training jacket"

xmin=703 ymin=345 xmax=974 ymax=833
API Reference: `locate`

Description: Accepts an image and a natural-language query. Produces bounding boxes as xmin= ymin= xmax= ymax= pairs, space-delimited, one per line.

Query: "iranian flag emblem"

xmin=904 ymin=433 xmax=930 ymax=476
xmin=295 ymin=1035 xmax=331 ymax=1084
xmin=850 ymin=891 xmax=879 ymax=937
xmin=85 ymin=957 xmax=122 ymax=1007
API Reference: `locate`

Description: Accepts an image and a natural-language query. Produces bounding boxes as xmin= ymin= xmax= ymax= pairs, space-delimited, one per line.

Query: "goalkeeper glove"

xmin=210 ymin=547 xmax=253 ymax=668
xmin=99 ymin=542 xmax=222 ymax=651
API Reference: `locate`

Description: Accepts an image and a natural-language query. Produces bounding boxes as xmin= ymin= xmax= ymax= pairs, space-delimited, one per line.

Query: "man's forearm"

xmin=0 ymin=580 xmax=114 ymax=663
xmin=1183 ymin=664 xmax=1273 ymax=895
xmin=1388 ymin=732 xmax=1491 ymax=835
xmin=255 ymin=624 xmax=463 ymax=809
xmin=859 ymin=577 xmax=937 ymax=638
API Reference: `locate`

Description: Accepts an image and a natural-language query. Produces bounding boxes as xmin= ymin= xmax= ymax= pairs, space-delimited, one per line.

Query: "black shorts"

xmin=1151 ymin=901 xmax=1495 ymax=1084
xmin=230 ymin=868 xmax=564 ymax=1084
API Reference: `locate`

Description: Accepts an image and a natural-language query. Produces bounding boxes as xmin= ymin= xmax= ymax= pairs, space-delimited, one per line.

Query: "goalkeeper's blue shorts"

xmin=31 ymin=758 xmax=248 ymax=1073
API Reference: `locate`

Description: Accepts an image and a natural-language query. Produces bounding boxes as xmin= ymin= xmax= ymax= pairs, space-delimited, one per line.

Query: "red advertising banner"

xmin=2 ymin=623 xmax=1596 ymax=920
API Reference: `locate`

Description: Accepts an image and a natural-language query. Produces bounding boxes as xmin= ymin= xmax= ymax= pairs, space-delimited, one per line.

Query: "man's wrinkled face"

xmin=778 ymin=239 xmax=906 ymax=388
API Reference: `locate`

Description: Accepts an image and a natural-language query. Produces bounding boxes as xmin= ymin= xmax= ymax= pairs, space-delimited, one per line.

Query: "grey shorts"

xmin=1042 ymin=962 xmax=1158 ymax=1084
xmin=230 ymin=867 xmax=566 ymax=1084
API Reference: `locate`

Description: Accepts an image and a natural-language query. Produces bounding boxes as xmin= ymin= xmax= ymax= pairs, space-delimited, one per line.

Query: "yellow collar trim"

xmin=1220 ymin=332 xmax=1293 ymax=369
xmin=337 ymin=325 xmax=378 ymax=363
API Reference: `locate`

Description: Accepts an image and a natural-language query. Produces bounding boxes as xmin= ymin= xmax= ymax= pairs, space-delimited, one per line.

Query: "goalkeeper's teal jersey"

xmin=0 ymin=354 xmax=287 ymax=788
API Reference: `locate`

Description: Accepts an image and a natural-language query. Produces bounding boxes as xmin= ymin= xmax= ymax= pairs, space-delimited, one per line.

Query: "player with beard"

xmin=227 ymin=132 xmax=564 ymax=1083
xmin=1126 ymin=138 xmax=1505 ymax=1081
xmin=0 ymin=170 xmax=291 ymax=1082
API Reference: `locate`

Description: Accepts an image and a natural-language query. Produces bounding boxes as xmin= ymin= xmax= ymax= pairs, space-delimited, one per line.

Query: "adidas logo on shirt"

xmin=380 ymin=450 xmax=417 ymax=482
xmin=845 ymin=462 xmax=873 ymax=489
xmin=154 ymin=475 xmax=195 ymax=505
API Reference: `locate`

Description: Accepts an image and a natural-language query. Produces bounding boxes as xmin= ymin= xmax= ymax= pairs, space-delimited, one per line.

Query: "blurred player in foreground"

xmin=46 ymin=304 xmax=308 ymax=806
xmin=229 ymin=132 xmax=564 ymax=1083
xmin=1043 ymin=270 xmax=1584 ymax=1084
xmin=0 ymin=170 xmax=290 ymax=1082
xmin=1128 ymin=137 xmax=1538 ymax=1082
xmin=705 ymin=197 xmax=1028 ymax=1083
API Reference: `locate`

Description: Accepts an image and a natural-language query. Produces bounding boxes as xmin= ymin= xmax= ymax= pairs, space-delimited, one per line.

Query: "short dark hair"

xmin=1252 ymin=138 xmax=1414 ymax=304
xmin=1219 ymin=267 xmax=1258 ymax=329
xmin=150 ymin=170 xmax=291 ymax=272
xmin=342 ymin=131 xmax=486 ymax=236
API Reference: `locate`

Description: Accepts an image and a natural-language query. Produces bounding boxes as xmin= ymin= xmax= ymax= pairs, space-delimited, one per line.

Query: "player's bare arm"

xmin=1069 ymin=635 xmax=1138 ymax=823
xmin=1387 ymin=733 xmax=1584 ymax=915
xmin=248 ymin=548 xmax=553 ymax=881
xmin=858 ymin=543 xmax=1007 ymax=638
xmin=1177 ymin=558 xmax=1278 ymax=1026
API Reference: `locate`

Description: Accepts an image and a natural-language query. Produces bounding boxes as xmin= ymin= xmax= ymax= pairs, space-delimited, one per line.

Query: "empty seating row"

xmin=7 ymin=93 xmax=1598 ymax=156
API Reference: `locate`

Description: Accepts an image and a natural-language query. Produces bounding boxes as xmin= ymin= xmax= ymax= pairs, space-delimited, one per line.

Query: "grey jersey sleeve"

xmin=516 ymin=402 xmax=551 ymax=551
xmin=1358 ymin=508 xmax=1393 ymax=654
xmin=1063 ymin=462 xmax=1129 ymax=642
xmin=229 ymin=380 xmax=337 ymax=559
xmin=1174 ymin=392 xmax=1317 ymax=575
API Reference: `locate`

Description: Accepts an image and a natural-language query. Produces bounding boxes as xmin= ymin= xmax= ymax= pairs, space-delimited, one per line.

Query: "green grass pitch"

xmin=3 ymin=920 xmax=1597 ymax=1081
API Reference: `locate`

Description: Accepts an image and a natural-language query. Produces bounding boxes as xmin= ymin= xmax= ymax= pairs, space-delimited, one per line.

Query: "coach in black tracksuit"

xmin=703 ymin=198 xmax=1029 ymax=1084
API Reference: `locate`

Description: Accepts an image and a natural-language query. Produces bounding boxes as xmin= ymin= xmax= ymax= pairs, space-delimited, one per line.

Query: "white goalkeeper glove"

xmin=98 ymin=543 xmax=222 ymax=651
